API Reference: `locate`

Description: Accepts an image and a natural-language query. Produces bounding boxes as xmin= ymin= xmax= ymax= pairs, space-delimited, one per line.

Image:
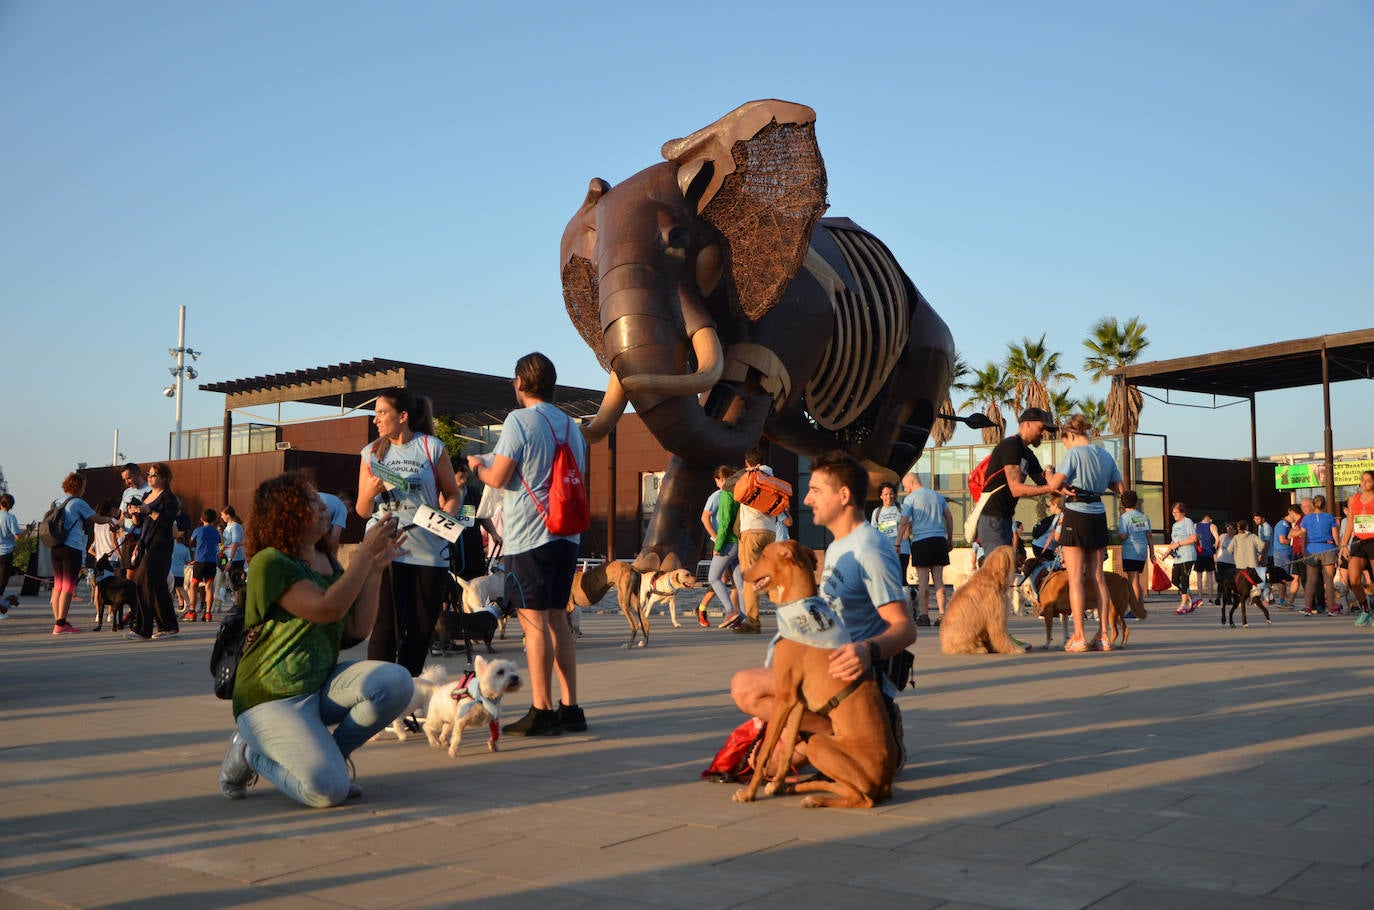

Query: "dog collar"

xmin=772 ymin=596 xmax=849 ymax=650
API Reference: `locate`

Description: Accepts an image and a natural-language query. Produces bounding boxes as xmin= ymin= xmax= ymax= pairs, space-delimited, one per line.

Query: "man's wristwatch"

xmin=865 ymin=639 xmax=881 ymax=665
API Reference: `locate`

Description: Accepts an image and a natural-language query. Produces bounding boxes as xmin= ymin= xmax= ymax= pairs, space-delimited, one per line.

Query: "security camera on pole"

xmin=163 ymin=306 xmax=201 ymax=460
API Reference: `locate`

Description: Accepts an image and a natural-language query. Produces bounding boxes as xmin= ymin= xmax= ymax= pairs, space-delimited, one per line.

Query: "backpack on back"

xmin=38 ymin=498 xmax=70 ymax=548
xmin=522 ymin=409 xmax=590 ymax=536
xmin=967 ymin=454 xmax=996 ymax=501
xmin=733 ymin=468 xmax=792 ymax=518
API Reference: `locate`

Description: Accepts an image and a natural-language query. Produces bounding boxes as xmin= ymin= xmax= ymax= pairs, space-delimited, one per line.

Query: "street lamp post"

xmin=163 ymin=306 xmax=201 ymax=460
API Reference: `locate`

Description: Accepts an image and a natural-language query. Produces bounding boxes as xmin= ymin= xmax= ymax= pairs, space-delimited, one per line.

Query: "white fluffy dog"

xmin=375 ymin=664 xmax=447 ymax=742
xmin=423 ymin=655 xmax=522 ymax=757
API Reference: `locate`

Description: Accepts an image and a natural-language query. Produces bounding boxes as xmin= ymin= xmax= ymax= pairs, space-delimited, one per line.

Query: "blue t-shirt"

xmin=901 ymin=488 xmax=949 ymax=543
xmin=1117 ymin=509 xmax=1152 ymax=561
xmin=1302 ymin=512 xmax=1339 ymax=553
xmin=703 ymin=489 xmax=721 ymax=533
xmin=54 ymin=496 xmax=96 ymax=552
xmin=170 ymin=541 xmax=190 ymax=577
xmin=1196 ymin=521 xmax=1215 ymax=557
xmin=192 ymin=524 xmax=221 ymax=563
xmin=221 ymin=521 xmax=245 ymax=563
xmin=319 ymin=493 xmax=348 ymax=530
xmin=1057 ymin=444 xmax=1121 ymax=515
xmin=493 ymin=403 xmax=588 ymax=556
xmin=1171 ymin=517 xmax=1198 ymax=562
xmin=0 ymin=511 xmax=20 ymax=556
xmin=362 ymin=433 xmax=449 ymax=567
xmin=1273 ymin=518 xmax=1294 ymax=564
xmin=821 ymin=522 xmax=907 ymax=698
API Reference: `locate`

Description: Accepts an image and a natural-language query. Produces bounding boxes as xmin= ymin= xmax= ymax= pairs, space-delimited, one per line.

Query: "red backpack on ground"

xmin=521 ymin=410 xmax=590 ymax=536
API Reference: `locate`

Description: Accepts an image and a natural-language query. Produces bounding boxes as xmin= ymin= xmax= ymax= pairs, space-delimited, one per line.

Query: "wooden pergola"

xmin=1111 ymin=328 xmax=1374 ymax=514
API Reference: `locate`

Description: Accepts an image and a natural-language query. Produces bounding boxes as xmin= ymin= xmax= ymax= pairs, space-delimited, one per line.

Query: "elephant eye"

xmin=664 ymin=226 xmax=690 ymax=250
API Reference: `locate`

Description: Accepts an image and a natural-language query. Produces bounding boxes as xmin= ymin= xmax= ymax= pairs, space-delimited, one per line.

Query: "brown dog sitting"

xmin=1034 ymin=569 xmax=1146 ymax=649
xmin=732 ymin=540 xmax=897 ymax=809
xmin=940 ymin=546 xmax=1030 ymax=655
xmin=567 ymin=559 xmax=638 ymax=637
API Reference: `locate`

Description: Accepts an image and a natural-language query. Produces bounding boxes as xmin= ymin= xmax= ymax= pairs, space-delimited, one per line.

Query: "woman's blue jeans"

xmin=236 ymin=660 xmax=412 ymax=808
xmin=709 ymin=543 xmax=740 ymax=613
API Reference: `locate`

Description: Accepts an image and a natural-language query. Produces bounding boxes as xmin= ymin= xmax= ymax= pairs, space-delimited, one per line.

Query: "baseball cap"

xmin=1017 ymin=407 xmax=1058 ymax=430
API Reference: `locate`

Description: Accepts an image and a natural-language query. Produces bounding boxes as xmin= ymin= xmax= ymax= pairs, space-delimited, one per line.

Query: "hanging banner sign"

xmin=1274 ymin=459 xmax=1374 ymax=491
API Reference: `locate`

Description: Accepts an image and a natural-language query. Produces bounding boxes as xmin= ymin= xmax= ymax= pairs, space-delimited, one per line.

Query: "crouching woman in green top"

xmin=218 ymin=471 xmax=412 ymax=807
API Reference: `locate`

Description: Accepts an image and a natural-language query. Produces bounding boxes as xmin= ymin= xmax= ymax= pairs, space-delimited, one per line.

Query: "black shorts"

xmin=910 ymin=537 xmax=949 ymax=568
xmin=504 ymin=539 xmax=578 ymax=613
xmin=1195 ymin=554 xmax=1216 ymax=572
xmin=1058 ymin=510 xmax=1108 ymax=550
xmin=172 ymin=576 xmax=185 ymax=589
xmin=1172 ymin=561 xmax=1194 ymax=591
xmin=192 ymin=563 xmax=217 ymax=582
xmin=1121 ymin=558 xmax=1145 ymax=574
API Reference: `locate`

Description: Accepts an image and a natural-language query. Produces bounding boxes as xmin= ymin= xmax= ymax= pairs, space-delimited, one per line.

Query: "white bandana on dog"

xmin=765 ymin=595 xmax=850 ymax=666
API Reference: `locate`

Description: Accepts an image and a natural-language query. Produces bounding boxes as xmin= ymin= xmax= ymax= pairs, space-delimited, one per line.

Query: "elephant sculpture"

xmin=561 ymin=99 xmax=955 ymax=566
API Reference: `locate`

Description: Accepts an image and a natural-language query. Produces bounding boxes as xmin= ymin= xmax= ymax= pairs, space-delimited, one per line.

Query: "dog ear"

xmin=474 ymin=654 xmax=487 ymax=674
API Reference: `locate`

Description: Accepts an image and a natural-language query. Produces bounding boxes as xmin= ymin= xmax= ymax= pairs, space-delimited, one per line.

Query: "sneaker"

xmin=502 ymin=706 xmax=562 ymax=737
xmin=124 ymin=631 xmax=151 ymax=641
xmin=1355 ymin=611 xmax=1374 ymax=628
xmin=1174 ymin=604 xmax=1189 ymax=615
xmin=719 ymin=612 xmax=742 ymax=630
xmin=151 ymin=629 xmax=179 ymax=640
xmin=1064 ymin=637 xmax=1088 ymax=653
xmin=557 ymin=703 xmax=588 ymax=732
xmin=1328 ymin=607 xmax=1345 ymax=616
xmin=1191 ymin=598 xmax=1203 ymax=612
xmin=181 ymin=611 xmax=196 ymax=622
xmin=696 ymin=609 xmax=709 ymax=628
xmin=201 ymin=614 xmax=212 ymax=623
xmin=52 ymin=622 xmax=81 ymax=635
xmin=732 ymin=619 xmax=762 ymax=634
xmin=218 ymin=732 xmax=257 ymax=799
xmin=915 ymin=613 xmax=932 ymax=627
xmin=1088 ymin=636 xmax=1112 ymax=652
xmin=1303 ymin=609 xmax=1316 ymax=616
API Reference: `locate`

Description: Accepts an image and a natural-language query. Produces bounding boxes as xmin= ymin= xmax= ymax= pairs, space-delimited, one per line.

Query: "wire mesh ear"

xmin=662 ymin=101 xmax=828 ymax=321
xmin=561 ymin=255 xmax=610 ymax=372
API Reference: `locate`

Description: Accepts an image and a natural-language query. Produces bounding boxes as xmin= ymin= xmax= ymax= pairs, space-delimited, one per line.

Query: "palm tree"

xmin=1005 ymin=334 xmax=1076 ymax=414
xmin=959 ymin=362 xmax=1014 ymax=445
xmin=1083 ymin=316 xmax=1150 ymax=488
xmin=1078 ymin=396 xmax=1109 ymax=434
xmin=931 ymin=353 xmax=972 ymax=447
xmin=1048 ymin=389 xmax=1078 ymax=424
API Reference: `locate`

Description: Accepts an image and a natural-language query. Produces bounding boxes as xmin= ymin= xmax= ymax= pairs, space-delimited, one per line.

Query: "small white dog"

xmin=423 ymin=655 xmax=522 ymax=757
xmin=376 ymin=664 xmax=447 ymax=742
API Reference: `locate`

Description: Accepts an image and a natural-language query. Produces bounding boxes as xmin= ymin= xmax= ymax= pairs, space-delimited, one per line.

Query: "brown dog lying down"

xmin=940 ymin=546 xmax=1030 ymax=655
xmin=567 ymin=559 xmax=638 ymax=637
xmin=732 ymin=540 xmax=897 ymax=809
xmin=1034 ymin=569 xmax=1146 ymax=649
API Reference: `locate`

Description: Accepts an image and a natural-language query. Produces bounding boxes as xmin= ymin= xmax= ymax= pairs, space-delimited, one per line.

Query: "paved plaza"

xmin=2 ymin=589 xmax=1373 ymax=910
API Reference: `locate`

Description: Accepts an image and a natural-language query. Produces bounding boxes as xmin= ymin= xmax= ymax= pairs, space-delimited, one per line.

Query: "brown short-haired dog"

xmin=567 ymin=559 xmax=639 ymax=638
xmin=732 ymin=540 xmax=897 ymax=809
xmin=1034 ymin=569 xmax=1146 ymax=649
xmin=940 ymin=546 xmax=1029 ymax=655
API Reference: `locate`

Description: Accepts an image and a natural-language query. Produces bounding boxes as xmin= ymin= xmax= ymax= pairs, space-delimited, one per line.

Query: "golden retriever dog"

xmin=567 ymin=559 xmax=638 ymax=637
xmin=1034 ymin=569 xmax=1146 ymax=650
xmin=940 ymin=546 xmax=1029 ymax=655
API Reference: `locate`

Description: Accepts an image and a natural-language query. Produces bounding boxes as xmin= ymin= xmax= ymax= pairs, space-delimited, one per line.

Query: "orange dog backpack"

xmin=733 ymin=468 xmax=792 ymax=517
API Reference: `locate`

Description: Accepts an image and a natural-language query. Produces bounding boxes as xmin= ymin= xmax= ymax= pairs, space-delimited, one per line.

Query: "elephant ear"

xmin=561 ymin=178 xmax=613 ymax=372
xmin=661 ymin=100 xmax=828 ymax=321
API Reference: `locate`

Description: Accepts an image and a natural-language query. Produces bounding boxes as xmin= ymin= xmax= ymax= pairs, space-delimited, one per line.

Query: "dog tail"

xmin=418 ymin=664 xmax=448 ymax=685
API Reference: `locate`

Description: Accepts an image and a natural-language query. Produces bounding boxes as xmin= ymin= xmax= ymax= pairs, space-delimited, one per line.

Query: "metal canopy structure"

xmin=1111 ymin=328 xmax=1374 ymax=514
xmin=200 ymin=358 xmax=605 ymax=427
xmin=198 ymin=358 xmax=607 ymax=506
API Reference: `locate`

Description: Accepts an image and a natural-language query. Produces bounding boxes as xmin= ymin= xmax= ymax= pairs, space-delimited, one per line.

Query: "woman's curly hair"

xmin=246 ymin=471 xmax=318 ymax=560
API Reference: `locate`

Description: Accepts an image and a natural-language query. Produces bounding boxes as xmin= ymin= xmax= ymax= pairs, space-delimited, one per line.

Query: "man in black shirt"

xmin=976 ymin=408 xmax=1056 ymax=552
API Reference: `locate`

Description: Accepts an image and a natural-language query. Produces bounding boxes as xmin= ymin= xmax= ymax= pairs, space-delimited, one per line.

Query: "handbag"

xmin=210 ymin=608 xmax=247 ymax=700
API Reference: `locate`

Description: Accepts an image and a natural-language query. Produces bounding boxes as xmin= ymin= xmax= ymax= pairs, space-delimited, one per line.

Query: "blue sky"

xmin=2 ymin=1 xmax=1371 ymax=520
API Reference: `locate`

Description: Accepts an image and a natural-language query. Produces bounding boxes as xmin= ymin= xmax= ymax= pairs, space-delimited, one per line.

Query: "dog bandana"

xmin=765 ymin=595 xmax=850 ymax=666
xmin=451 ymin=671 xmax=502 ymax=723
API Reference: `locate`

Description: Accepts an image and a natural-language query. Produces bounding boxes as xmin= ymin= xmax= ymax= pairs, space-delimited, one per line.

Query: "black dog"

xmin=95 ymin=574 xmax=139 ymax=631
xmin=432 ymin=606 xmax=499 ymax=667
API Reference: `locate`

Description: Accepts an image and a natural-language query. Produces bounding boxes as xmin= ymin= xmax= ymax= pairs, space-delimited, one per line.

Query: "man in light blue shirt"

xmin=731 ymin=450 xmax=916 ymax=773
xmin=898 ymin=472 xmax=952 ymax=626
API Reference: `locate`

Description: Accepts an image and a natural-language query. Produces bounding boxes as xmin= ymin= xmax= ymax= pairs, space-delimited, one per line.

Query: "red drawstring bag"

xmin=1150 ymin=560 xmax=1171 ymax=593
xmin=701 ymin=717 xmax=765 ymax=783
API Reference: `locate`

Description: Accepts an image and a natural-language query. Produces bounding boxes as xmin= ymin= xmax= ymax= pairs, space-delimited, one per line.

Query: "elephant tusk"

xmin=620 ymin=327 xmax=724 ymax=397
xmin=581 ymin=371 xmax=629 ymax=445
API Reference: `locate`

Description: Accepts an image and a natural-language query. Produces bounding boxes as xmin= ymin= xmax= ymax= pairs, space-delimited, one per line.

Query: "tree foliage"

xmin=1006 ymin=334 xmax=1076 ymax=414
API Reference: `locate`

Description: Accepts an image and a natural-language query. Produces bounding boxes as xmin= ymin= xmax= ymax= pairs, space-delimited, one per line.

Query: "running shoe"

xmin=1064 ymin=637 xmax=1088 ymax=653
xmin=1355 ymin=611 xmax=1374 ymax=628
xmin=696 ymin=609 xmax=709 ymax=628
xmin=181 ymin=611 xmax=196 ymax=622
xmin=151 ymin=629 xmax=179 ymax=640
xmin=52 ymin=622 xmax=82 ymax=635
xmin=719 ymin=612 xmax=742 ymax=629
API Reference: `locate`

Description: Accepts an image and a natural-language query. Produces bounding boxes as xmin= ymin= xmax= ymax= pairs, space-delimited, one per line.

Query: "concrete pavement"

xmin=2 ymin=590 xmax=1373 ymax=909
